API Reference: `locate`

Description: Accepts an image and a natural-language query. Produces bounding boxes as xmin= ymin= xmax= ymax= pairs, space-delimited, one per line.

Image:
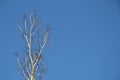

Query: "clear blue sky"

xmin=0 ymin=0 xmax=120 ymax=80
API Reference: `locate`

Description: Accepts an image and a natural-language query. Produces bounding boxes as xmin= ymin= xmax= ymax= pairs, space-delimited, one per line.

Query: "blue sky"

xmin=0 ymin=0 xmax=120 ymax=80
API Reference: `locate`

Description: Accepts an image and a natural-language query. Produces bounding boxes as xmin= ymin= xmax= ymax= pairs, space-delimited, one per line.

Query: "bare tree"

xmin=15 ymin=12 xmax=50 ymax=80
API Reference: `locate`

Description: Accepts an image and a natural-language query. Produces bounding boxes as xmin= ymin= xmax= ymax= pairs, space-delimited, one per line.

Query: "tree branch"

xmin=17 ymin=57 xmax=30 ymax=80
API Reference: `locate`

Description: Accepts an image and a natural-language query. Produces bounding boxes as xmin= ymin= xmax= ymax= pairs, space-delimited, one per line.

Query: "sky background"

xmin=0 ymin=0 xmax=120 ymax=80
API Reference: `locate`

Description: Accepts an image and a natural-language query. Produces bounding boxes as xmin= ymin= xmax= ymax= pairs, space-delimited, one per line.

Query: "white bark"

xmin=17 ymin=12 xmax=49 ymax=80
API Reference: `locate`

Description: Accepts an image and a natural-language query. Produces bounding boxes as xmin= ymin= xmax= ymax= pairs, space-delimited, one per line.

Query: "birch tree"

xmin=15 ymin=12 xmax=50 ymax=80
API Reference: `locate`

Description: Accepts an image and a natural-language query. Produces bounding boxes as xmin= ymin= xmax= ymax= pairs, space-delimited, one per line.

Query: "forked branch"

xmin=17 ymin=12 xmax=50 ymax=80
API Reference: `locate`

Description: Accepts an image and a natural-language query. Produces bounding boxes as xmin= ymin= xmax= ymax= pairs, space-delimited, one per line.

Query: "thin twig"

xmin=17 ymin=57 xmax=30 ymax=80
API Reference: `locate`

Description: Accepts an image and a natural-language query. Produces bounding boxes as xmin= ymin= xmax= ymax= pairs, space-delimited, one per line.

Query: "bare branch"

xmin=38 ymin=28 xmax=50 ymax=55
xmin=32 ymin=26 xmax=40 ymax=36
xmin=18 ymin=25 xmax=23 ymax=33
xmin=33 ymin=53 xmax=41 ymax=67
xmin=17 ymin=12 xmax=50 ymax=80
xmin=24 ymin=19 xmax=27 ymax=35
xmin=17 ymin=57 xmax=30 ymax=80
